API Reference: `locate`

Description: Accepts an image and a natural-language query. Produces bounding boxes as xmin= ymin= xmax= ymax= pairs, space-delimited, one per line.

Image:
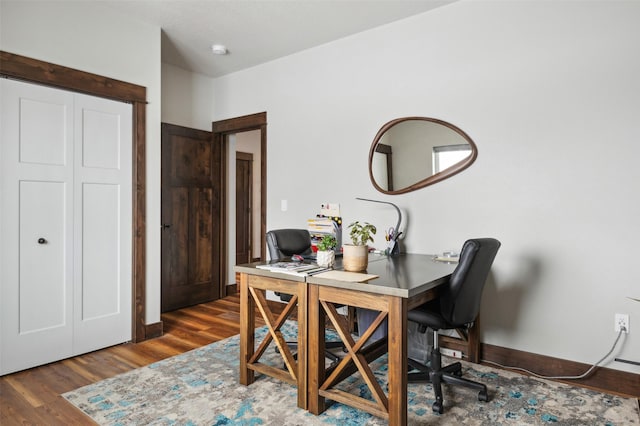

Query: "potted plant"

xmin=343 ymin=221 xmax=377 ymax=272
xmin=316 ymin=234 xmax=337 ymax=268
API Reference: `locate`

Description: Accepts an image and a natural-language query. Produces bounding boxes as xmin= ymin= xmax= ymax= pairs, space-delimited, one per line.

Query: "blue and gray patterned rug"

xmin=64 ymin=322 xmax=639 ymax=425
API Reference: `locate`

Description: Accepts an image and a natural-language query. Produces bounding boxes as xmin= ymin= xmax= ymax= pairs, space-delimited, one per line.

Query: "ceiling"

xmin=99 ymin=0 xmax=457 ymax=78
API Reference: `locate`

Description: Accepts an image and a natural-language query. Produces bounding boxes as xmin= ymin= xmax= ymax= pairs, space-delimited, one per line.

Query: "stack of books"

xmin=255 ymin=262 xmax=330 ymax=277
xmin=308 ymin=216 xmax=342 ymax=251
xmin=307 ymin=217 xmax=337 ymax=233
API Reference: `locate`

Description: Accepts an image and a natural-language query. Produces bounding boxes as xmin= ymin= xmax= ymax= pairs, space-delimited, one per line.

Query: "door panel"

xmin=1 ymin=80 xmax=74 ymax=373
xmin=19 ymin=97 xmax=67 ymax=166
xmin=161 ymin=123 xmax=221 ymax=312
xmin=81 ymin=109 xmax=121 ymax=169
xmin=73 ymin=92 xmax=132 ymax=354
xmin=193 ymin=188 xmax=214 ymax=284
xmin=165 ymin=188 xmax=190 ymax=285
xmin=19 ymin=181 xmax=68 ymax=333
xmin=81 ymin=183 xmax=120 ymax=319
xmin=236 ymin=152 xmax=252 ymax=265
xmin=170 ymin=135 xmax=212 ymax=183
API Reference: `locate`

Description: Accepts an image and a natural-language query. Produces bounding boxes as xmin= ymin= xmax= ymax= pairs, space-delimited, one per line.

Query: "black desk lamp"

xmin=356 ymin=197 xmax=402 ymax=255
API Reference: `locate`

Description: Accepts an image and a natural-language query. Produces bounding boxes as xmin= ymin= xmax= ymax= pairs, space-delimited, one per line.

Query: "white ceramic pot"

xmin=316 ymin=250 xmax=335 ymax=268
xmin=342 ymin=244 xmax=368 ymax=272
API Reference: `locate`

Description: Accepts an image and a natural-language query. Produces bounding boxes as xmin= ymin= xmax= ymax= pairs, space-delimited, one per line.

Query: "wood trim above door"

xmin=212 ymin=112 xmax=267 ymax=296
xmin=0 ymin=51 xmax=149 ymax=342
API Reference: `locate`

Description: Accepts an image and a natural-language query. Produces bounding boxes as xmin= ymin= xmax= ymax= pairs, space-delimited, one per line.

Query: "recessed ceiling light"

xmin=211 ymin=44 xmax=228 ymax=55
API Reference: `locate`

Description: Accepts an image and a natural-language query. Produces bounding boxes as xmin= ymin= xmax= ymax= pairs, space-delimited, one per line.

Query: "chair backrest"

xmin=439 ymin=238 xmax=501 ymax=327
xmin=266 ymin=229 xmax=312 ymax=260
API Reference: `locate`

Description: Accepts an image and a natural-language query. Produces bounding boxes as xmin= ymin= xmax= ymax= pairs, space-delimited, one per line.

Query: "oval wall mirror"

xmin=368 ymin=117 xmax=477 ymax=195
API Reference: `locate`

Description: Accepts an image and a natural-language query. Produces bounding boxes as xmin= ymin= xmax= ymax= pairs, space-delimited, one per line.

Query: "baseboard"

xmin=144 ymin=321 xmax=163 ymax=340
xmin=481 ymin=343 xmax=640 ymax=398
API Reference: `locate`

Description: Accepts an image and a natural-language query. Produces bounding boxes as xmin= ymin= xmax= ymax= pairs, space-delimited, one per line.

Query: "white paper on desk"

xmin=434 ymin=256 xmax=459 ymax=263
xmin=312 ymin=270 xmax=378 ymax=282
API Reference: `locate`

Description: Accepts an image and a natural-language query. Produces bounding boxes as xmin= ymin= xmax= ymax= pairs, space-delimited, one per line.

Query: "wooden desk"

xmin=235 ymin=264 xmax=308 ymax=409
xmin=236 ymin=254 xmax=479 ymax=424
xmin=306 ymin=254 xmax=457 ymax=425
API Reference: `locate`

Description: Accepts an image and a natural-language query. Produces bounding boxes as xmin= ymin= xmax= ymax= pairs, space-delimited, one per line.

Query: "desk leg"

xmin=297 ymin=281 xmax=308 ymax=409
xmin=239 ymin=272 xmax=255 ymax=385
xmin=307 ymin=284 xmax=326 ymax=415
xmin=387 ymin=296 xmax=408 ymax=426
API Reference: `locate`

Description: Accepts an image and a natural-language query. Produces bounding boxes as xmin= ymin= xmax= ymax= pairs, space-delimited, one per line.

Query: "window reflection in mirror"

xmin=369 ymin=117 xmax=477 ymax=195
xmin=433 ymin=144 xmax=471 ymax=174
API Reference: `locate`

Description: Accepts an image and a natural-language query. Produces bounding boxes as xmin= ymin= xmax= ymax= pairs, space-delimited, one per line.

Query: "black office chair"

xmin=266 ymin=229 xmax=314 ymax=262
xmin=407 ymin=238 xmax=501 ymax=414
xmin=266 ymin=229 xmax=344 ymax=365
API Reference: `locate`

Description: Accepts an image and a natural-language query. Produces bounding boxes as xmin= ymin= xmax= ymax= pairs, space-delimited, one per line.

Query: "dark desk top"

xmin=308 ymin=253 xmax=456 ymax=298
xmin=235 ymin=253 xmax=457 ymax=299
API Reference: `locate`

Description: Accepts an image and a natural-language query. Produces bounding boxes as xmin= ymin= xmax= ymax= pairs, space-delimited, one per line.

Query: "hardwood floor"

xmin=2 ymin=293 xmax=636 ymax=424
xmin=0 ymin=293 xmax=263 ymax=425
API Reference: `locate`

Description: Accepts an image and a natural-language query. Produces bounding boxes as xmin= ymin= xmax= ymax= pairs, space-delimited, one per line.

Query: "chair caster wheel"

xmin=432 ymin=401 xmax=444 ymax=414
xmin=478 ymin=390 xmax=489 ymax=402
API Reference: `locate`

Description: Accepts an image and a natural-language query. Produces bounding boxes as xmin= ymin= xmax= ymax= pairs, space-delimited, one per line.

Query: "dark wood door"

xmin=236 ymin=152 xmax=253 ymax=265
xmin=161 ymin=123 xmax=222 ymax=312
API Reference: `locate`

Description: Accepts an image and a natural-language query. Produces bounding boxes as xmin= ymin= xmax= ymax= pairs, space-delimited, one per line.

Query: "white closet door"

xmin=73 ymin=93 xmax=132 ymax=354
xmin=1 ymin=79 xmax=75 ymax=373
xmin=0 ymin=79 xmax=132 ymax=375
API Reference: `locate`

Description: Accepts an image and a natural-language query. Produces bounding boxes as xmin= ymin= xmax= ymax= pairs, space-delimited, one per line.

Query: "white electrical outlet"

xmin=615 ymin=313 xmax=629 ymax=333
xmin=440 ymin=348 xmax=462 ymax=359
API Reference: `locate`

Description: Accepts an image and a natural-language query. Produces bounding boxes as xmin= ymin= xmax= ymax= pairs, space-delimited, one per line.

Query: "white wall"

xmin=0 ymin=0 xmax=163 ymax=324
xmin=211 ymin=0 xmax=640 ymax=373
xmin=161 ymin=63 xmax=214 ymax=131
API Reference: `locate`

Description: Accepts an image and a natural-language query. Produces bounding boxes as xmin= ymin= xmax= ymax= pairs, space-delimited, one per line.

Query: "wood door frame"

xmin=212 ymin=112 xmax=267 ymax=297
xmin=0 ymin=51 xmax=151 ymax=342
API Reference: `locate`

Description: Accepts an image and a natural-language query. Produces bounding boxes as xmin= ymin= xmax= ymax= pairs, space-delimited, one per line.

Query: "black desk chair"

xmin=266 ymin=229 xmax=344 ymax=365
xmin=266 ymin=229 xmax=314 ymax=261
xmin=408 ymin=238 xmax=501 ymax=414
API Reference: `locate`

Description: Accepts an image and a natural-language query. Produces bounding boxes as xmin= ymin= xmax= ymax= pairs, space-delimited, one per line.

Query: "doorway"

xmin=212 ymin=112 xmax=267 ymax=295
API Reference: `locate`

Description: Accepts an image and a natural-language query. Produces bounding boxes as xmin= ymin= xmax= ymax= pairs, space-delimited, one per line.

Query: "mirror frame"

xmin=368 ymin=117 xmax=478 ymax=195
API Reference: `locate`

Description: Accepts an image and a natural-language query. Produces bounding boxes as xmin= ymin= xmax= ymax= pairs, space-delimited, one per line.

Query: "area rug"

xmin=64 ymin=322 xmax=639 ymax=425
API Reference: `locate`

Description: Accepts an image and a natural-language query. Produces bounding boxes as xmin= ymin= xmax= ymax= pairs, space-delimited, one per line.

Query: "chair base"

xmin=408 ymin=348 xmax=489 ymax=414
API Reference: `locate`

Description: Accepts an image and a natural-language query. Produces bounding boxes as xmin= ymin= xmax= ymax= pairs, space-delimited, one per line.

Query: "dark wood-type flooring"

xmin=0 ymin=292 xmax=271 ymax=425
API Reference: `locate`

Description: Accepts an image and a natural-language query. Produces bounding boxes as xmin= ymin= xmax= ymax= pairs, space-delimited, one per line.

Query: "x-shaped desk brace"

xmin=317 ymin=300 xmax=391 ymax=418
xmin=239 ymin=273 xmax=308 ymax=409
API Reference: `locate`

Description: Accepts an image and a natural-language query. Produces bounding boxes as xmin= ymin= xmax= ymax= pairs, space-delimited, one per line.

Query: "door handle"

xmin=37 ymin=237 xmax=47 ymax=244
xmin=162 ymin=224 xmax=171 ymax=230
